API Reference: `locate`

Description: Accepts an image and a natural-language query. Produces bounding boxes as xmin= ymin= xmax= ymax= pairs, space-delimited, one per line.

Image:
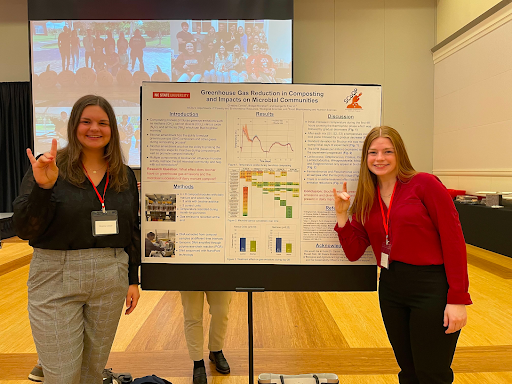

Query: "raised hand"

xmin=333 ymin=181 xmax=351 ymax=214
xmin=27 ymin=138 xmax=59 ymax=189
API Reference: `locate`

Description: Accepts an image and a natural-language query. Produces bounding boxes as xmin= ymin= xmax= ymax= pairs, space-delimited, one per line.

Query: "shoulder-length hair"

xmin=56 ymin=94 xmax=128 ymax=192
xmin=350 ymin=126 xmax=417 ymax=223
xmin=217 ymin=45 xmax=226 ymax=60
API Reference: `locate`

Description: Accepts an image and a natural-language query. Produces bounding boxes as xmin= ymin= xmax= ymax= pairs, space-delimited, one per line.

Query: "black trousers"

xmin=379 ymin=261 xmax=460 ymax=384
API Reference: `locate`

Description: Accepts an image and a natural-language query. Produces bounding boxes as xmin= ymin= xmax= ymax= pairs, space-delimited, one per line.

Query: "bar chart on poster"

xmin=141 ymin=82 xmax=382 ymax=267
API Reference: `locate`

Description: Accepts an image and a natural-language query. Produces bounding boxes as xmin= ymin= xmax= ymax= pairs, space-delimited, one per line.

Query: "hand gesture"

xmin=333 ymin=182 xmax=351 ymax=214
xmin=444 ymin=304 xmax=467 ymax=334
xmin=27 ymin=138 xmax=59 ymax=189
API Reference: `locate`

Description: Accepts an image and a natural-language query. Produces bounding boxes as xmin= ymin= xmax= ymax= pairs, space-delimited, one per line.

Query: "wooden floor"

xmin=1 ymin=238 xmax=512 ymax=383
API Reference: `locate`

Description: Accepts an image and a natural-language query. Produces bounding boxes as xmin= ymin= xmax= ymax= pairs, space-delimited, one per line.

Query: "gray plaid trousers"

xmin=28 ymin=247 xmax=129 ymax=384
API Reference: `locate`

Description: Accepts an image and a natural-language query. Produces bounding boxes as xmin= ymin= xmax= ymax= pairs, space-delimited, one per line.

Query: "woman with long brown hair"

xmin=333 ymin=126 xmax=471 ymax=384
xmin=13 ymin=95 xmax=140 ymax=384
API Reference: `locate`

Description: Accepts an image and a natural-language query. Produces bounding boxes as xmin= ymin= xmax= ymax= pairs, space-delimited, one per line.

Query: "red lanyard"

xmin=377 ymin=181 xmax=397 ymax=244
xmin=82 ymin=163 xmax=109 ymax=213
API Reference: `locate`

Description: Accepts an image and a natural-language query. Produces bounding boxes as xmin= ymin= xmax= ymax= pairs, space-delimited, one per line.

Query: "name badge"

xmin=91 ymin=210 xmax=119 ymax=236
xmin=381 ymin=242 xmax=391 ymax=269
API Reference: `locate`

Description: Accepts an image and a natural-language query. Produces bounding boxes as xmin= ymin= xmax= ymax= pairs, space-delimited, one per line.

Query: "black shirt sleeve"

xmin=12 ymin=166 xmax=57 ymax=240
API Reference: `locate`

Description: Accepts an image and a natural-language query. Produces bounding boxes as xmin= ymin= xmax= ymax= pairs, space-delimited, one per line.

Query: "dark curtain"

xmin=0 ymin=82 xmax=33 ymax=212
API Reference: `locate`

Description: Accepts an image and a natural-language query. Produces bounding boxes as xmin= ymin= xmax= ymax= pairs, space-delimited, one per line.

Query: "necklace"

xmin=381 ymin=193 xmax=392 ymax=198
xmin=86 ymin=163 xmax=107 ymax=174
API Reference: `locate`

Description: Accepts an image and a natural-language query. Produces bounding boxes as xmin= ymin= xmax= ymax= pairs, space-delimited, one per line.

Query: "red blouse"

xmin=334 ymin=172 xmax=472 ymax=305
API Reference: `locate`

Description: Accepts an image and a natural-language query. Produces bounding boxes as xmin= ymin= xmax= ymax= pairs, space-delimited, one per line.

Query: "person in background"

xmin=254 ymin=25 xmax=267 ymax=43
xmin=204 ymin=26 xmax=218 ymax=50
xmin=225 ymin=24 xmax=237 ymax=52
xmin=193 ymin=24 xmax=205 ymax=52
xmin=70 ymin=30 xmax=80 ymax=72
xmin=256 ymin=43 xmax=276 ymax=83
xmin=51 ymin=111 xmax=68 ymax=149
xmin=175 ymin=42 xmax=203 ymax=82
xmin=133 ymin=117 xmax=140 ymax=150
xmin=129 ymin=29 xmax=146 ymax=72
xmin=230 ymin=44 xmax=248 ymax=83
xmin=253 ymin=34 xmax=260 ymax=47
xmin=214 ymin=45 xmax=230 ymax=83
xmin=202 ymin=41 xmax=216 ymax=82
xmin=176 ymin=22 xmax=194 ymax=53
xmin=245 ymin=25 xmax=254 ymax=48
xmin=118 ymin=114 xmax=134 ymax=158
xmin=180 ymin=291 xmax=233 ymax=384
xmin=83 ymin=29 xmax=95 ymax=68
xmin=333 ymin=126 xmax=471 ymax=384
xmin=93 ymin=30 xmax=105 ymax=70
xmin=238 ymin=26 xmax=247 ymax=53
xmin=104 ymin=31 xmax=115 ymax=55
xmin=145 ymin=232 xmax=165 ymax=257
xmin=58 ymin=26 xmax=71 ymax=71
xmin=105 ymin=44 xmax=120 ymax=76
xmin=246 ymin=43 xmax=260 ymax=82
xmin=13 ymin=94 xmax=141 ymax=384
xmin=117 ymin=31 xmax=129 ymax=69
xmin=217 ymin=23 xmax=229 ymax=46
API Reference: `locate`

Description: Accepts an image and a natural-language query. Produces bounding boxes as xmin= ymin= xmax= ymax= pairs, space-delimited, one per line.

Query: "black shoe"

xmin=193 ymin=366 xmax=207 ymax=384
xmin=208 ymin=351 xmax=230 ymax=374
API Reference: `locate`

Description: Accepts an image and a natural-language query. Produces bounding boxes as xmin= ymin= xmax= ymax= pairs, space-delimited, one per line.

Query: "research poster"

xmin=141 ymin=83 xmax=381 ymax=266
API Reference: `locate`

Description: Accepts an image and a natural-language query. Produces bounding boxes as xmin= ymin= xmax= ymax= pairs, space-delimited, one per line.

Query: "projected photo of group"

xmin=30 ymin=19 xmax=292 ymax=166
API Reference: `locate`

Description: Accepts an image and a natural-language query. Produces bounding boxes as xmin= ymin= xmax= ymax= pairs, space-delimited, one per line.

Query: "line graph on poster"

xmin=234 ymin=117 xmax=296 ymax=160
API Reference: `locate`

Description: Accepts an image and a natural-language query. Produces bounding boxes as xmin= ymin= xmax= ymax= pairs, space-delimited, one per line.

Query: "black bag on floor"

xmin=132 ymin=375 xmax=172 ymax=384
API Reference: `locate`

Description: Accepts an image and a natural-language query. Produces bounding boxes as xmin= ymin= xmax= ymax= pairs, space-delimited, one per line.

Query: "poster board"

xmin=141 ymin=82 xmax=381 ymax=291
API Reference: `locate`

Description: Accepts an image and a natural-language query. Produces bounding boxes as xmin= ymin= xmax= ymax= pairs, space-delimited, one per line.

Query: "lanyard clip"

xmin=386 ymin=235 xmax=389 ymax=245
xmin=102 ymin=203 xmax=106 ymax=214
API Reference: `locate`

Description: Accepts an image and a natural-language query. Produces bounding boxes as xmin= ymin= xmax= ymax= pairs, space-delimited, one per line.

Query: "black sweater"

xmin=13 ymin=165 xmax=141 ymax=284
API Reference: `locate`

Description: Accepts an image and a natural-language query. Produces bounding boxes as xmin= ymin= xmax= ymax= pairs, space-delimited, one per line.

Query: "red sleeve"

xmin=334 ymin=215 xmax=371 ymax=262
xmin=420 ymin=174 xmax=472 ymax=305
xmin=246 ymin=55 xmax=258 ymax=75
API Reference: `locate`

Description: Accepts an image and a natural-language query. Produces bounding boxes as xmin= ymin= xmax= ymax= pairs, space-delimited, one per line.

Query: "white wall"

xmin=295 ymin=0 xmax=436 ymax=173
xmin=433 ymin=3 xmax=512 ymax=193
xmin=436 ymin=0 xmax=503 ymax=43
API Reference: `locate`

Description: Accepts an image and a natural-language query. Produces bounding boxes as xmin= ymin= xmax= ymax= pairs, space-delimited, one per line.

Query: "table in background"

xmin=455 ymin=201 xmax=512 ymax=258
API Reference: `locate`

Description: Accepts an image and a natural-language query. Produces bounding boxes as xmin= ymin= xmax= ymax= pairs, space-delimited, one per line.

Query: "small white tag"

xmin=95 ymin=220 xmax=117 ymax=235
xmin=381 ymin=252 xmax=389 ymax=269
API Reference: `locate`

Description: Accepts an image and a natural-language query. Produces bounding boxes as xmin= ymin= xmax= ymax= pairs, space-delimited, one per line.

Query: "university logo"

xmin=344 ymin=88 xmax=363 ymax=109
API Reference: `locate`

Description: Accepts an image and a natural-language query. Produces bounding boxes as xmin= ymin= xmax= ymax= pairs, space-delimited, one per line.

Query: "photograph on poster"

xmin=145 ymin=229 xmax=176 ymax=257
xmin=145 ymin=193 xmax=177 ymax=222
